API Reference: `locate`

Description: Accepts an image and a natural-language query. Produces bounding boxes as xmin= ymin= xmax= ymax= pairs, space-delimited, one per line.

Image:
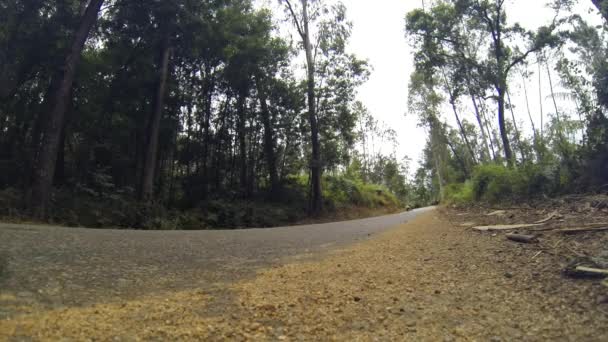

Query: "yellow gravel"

xmin=1 ymin=210 xmax=607 ymax=341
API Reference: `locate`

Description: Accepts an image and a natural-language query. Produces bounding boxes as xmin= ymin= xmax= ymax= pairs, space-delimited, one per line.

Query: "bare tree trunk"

xmin=478 ymin=98 xmax=498 ymax=161
xmin=441 ymin=70 xmax=477 ymax=164
xmin=488 ymin=1 xmax=513 ymax=166
xmin=302 ymin=0 xmax=322 ymax=215
xmin=538 ymin=59 xmax=544 ymax=139
xmin=521 ymin=71 xmax=542 ymax=161
xmin=201 ymin=70 xmax=214 ymax=198
xmin=257 ymin=78 xmax=279 ymax=199
xmin=429 ymin=117 xmax=448 ymax=197
xmin=470 ymin=94 xmax=491 ymax=161
xmin=28 ymin=0 xmax=104 ymax=217
xmin=506 ymin=90 xmax=526 ymax=162
xmin=236 ymin=92 xmax=248 ymax=198
xmin=546 ymin=60 xmax=565 ymax=148
xmin=139 ymin=37 xmax=171 ymax=200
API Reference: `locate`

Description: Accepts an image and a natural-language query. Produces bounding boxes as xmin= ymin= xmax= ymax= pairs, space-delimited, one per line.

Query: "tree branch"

xmin=282 ymin=0 xmax=305 ymax=39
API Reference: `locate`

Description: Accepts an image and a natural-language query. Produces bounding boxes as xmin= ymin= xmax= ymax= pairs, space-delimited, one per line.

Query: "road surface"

xmin=0 ymin=207 xmax=432 ymax=313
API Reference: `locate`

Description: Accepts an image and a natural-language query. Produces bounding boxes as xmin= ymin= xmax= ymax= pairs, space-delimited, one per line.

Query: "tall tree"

xmin=28 ymin=0 xmax=105 ymax=217
xmin=140 ymin=35 xmax=172 ymax=200
xmin=281 ymin=0 xmax=323 ymax=214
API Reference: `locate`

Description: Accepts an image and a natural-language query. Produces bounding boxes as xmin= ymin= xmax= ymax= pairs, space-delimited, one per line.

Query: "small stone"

xmin=434 ymin=290 xmax=441 ymax=295
xmin=504 ymin=272 xmax=514 ymax=279
xmin=353 ymin=296 xmax=362 ymax=302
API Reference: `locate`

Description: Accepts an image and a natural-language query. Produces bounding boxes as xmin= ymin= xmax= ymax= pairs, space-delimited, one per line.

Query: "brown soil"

xmin=1 ymin=209 xmax=607 ymax=341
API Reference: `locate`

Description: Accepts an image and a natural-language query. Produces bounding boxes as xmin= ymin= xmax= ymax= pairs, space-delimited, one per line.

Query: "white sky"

xmin=258 ymin=0 xmax=604 ymax=171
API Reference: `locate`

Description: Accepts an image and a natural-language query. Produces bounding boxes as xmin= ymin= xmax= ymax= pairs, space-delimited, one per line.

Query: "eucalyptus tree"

xmin=279 ymin=0 xmax=323 ymax=214
xmin=28 ymin=0 xmax=106 ymax=217
xmin=279 ymin=0 xmax=363 ymax=214
xmin=407 ymin=0 xmax=562 ymax=166
xmin=458 ymin=0 xmax=563 ymax=165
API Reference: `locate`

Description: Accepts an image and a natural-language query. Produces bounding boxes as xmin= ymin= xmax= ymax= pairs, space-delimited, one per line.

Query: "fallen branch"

xmin=506 ymin=233 xmax=539 ymax=244
xmin=473 ymin=223 xmax=546 ymax=232
xmin=486 ymin=210 xmax=507 ymax=216
xmin=529 ymin=223 xmax=608 ymax=233
xmin=534 ymin=211 xmax=560 ymax=224
xmin=564 ymin=266 xmax=608 ymax=279
xmin=558 ymin=226 xmax=608 ymax=235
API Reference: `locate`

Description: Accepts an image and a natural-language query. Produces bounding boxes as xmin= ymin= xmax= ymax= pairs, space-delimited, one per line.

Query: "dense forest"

xmin=405 ymin=0 xmax=608 ymax=205
xmin=2 ymin=0 xmax=608 ymax=229
xmin=0 ymin=0 xmax=412 ymax=228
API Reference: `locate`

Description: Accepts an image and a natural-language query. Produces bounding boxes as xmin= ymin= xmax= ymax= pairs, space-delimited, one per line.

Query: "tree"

xmin=280 ymin=0 xmax=323 ymax=214
xmin=279 ymin=0 xmax=363 ymax=214
xmin=28 ymin=0 xmax=105 ymax=217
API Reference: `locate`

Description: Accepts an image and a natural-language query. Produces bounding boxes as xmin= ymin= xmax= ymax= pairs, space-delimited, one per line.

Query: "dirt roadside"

xmin=1 ymin=209 xmax=607 ymax=341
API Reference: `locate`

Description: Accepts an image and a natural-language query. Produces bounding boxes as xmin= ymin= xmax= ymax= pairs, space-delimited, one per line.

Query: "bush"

xmin=465 ymin=163 xmax=559 ymax=203
xmin=444 ymin=181 xmax=474 ymax=204
xmin=471 ymin=164 xmax=519 ymax=202
xmin=323 ymin=175 xmax=400 ymax=210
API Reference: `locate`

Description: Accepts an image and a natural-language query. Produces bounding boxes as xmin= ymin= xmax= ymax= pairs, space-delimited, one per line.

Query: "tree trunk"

xmin=54 ymin=110 xmax=69 ymax=186
xmin=441 ymin=69 xmax=477 ymax=165
xmin=497 ymin=87 xmax=514 ymax=165
xmin=139 ymin=37 xmax=171 ymax=200
xmin=28 ymin=0 xmax=105 ymax=217
xmin=236 ymin=91 xmax=248 ymax=198
xmin=521 ymin=71 xmax=542 ymax=161
xmin=303 ymin=0 xmax=322 ymax=215
xmin=489 ymin=1 xmax=513 ymax=166
xmin=429 ymin=117 xmax=448 ymax=198
xmin=506 ymin=90 xmax=526 ymax=162
xmin=470 ymin=94 xmax=491 ymax=162
xmin=538 ymin=60 xmax=544 ymax=139
xmin=478 ymin=97 xmax=498 ymax=161
xmin=546 ymin=60 xmax=566 ymax=149
xmin=257 ymin=78 xmax=279 ymax=199
xmin=201 ymin=70 xmax=214 ymax=198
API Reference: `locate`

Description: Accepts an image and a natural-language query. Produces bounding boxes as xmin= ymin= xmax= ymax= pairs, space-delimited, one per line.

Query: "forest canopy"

xmin=0 ymin=0 xmax=412 ymax=228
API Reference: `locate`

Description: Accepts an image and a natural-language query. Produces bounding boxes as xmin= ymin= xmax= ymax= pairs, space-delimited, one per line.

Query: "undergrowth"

xmin=0 ymin=175 xmax=404 ymax=230
xmin=444 ymin=163 xmax=571 ymax=205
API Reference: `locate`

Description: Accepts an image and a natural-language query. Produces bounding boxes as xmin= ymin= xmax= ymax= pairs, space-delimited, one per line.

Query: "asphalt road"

xmin=0 ymin=207 xmax=432 ymax=314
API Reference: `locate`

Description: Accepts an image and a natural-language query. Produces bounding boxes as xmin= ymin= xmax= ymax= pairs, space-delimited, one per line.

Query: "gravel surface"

xmin=0 ymin=208 xmax=429 ymax=316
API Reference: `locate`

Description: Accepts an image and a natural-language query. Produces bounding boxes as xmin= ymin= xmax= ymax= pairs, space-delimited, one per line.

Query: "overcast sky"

xmin=259 ymin=0 xmax=603 ymax=172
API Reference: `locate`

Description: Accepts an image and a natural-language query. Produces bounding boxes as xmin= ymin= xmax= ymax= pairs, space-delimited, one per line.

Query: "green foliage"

xmin=0 ymin=172 xmax=400 ymax=229
xmin=466 ymin=163 xmax=560 ymax=203
xmin=323 ymin=175 xmax=400 ymax=211
xmin=444 ymin=181 xmax=474 ymax=204
xmin=471 ymin=164 xmax=522 ymax=202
